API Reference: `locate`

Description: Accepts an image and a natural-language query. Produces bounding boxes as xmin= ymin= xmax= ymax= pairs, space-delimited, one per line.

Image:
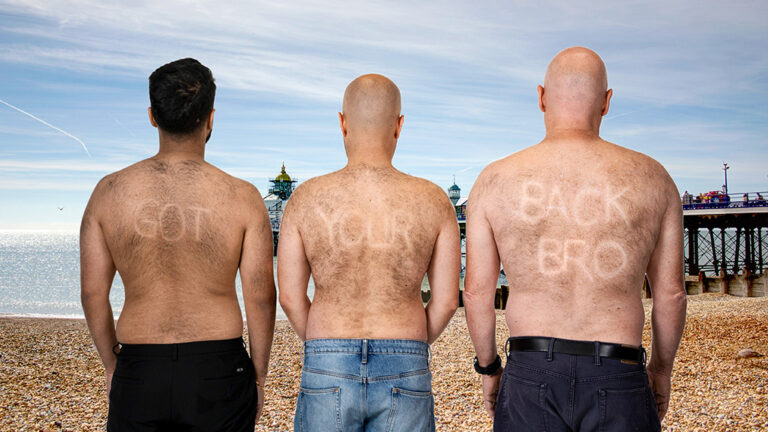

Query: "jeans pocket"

xmin=494 ymin=374 xmax=548 ymax=432
xmin=385 ymin=388 xmax=434 ymax=432
xmin=295 ymin=387 xmax=342 ymax=432
xmin=598 ymin=386 xmax=652 ymax=432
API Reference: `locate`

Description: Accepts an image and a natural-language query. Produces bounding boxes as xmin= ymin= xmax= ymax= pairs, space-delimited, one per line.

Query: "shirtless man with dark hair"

xmin=80 ymin=58 xmax=276 ymax=432
xmin=278 ymin=74 xmax=460 ymax=431
xmin=465 ymin=47 xmax=686 ymax=431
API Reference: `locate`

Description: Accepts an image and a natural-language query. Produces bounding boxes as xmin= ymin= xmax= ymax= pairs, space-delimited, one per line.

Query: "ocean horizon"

xmin=0 ymin=230 xmax=309 ymax=320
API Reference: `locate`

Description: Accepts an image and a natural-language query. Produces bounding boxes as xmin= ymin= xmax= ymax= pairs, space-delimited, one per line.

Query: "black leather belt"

xmin=506 ymin=337 xmax=645 ymax=363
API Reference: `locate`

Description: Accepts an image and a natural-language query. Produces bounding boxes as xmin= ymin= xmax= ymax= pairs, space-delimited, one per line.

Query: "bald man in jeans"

xmin=278 ymin=74 xmax=460 ymax=431
xmin=465 ymin=47 xmax=686 ymax=431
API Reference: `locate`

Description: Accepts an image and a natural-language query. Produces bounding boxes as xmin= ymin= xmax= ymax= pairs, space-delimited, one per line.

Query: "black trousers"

xmin=494 ymin=339 xmax=661 ymax=432
xmin=107 ymin=338 xmax=257 ymax=432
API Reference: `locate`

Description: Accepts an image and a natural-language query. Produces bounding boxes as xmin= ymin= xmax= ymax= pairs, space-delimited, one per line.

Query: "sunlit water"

xmin=0 ymin=231 xmax=313 ymax=320
xmin=0 ymin=231 xmax=480 ymax=320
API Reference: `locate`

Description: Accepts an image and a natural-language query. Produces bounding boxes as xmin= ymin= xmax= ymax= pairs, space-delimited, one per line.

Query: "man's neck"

xmin=544 ymin=127 xmax=601 ymax=142
xmin=157 ymin=137 xmax=205 ymax=161
xmin=344 ymin=138 xmax=395 ymax=169
xmin=344 ymin=158 xmax=395 ymax=170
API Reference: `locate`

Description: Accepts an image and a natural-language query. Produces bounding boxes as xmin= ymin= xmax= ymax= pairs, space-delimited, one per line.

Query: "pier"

xmin=682 ymin=196 xmax=768 ymax=297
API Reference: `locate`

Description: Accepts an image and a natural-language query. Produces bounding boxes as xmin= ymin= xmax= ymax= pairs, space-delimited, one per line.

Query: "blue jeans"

xmin=494 ymin=338 xmax=661 ymax=432
xmin=294 ymin=339 xmax=435 ymax=432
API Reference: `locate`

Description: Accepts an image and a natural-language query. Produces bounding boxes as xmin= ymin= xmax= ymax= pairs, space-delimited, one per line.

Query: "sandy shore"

xmin=1 ymin=293 xmax=767 ymax=431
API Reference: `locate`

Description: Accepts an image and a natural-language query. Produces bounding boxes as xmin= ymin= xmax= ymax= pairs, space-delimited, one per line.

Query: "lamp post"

xmin=723 ymin=162 xmax=730 ymax=196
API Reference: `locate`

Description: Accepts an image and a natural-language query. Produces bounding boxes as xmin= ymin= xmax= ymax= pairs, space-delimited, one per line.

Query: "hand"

xmin=255 ymin=383 xmax=265 ymax=423
xmin=646 ymin=367 xmax=671 ymax=421
xmin=481 ymin=370 xmax=502 ymax=418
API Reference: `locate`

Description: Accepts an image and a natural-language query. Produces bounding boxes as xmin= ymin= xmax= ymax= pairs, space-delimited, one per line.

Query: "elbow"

xmin=278 ymin=290 xmax=297 ymax=313
xmin=673 ymin=285 xmax=688 ymax=311
xmin=80 ymin=288 xmax=105 ymax=307
xmin=462 ymin=286 xmax=486 ymax=308
xmin=447 ymin=292 xmax=459 ymax=313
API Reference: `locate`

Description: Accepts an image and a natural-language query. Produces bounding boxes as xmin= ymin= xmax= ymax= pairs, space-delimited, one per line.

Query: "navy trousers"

xmin=494 ymin=340 xmax=661 ymax=432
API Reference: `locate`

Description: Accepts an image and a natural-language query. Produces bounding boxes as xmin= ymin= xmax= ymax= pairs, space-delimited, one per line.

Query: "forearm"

xmin=81 ymin=294 xmax=117 ymax=373
xmin=464 ymin=289 xmax=498 ymax=365
xmin=425 ymin=296 xmax=458 ymax=344
xmin=280 ymin=294 xmax=311 ymax=341
xmin=245 ymin=299 xmax=276 ymax=385
xmin=649 ymin=289 xmax=687 ymax=375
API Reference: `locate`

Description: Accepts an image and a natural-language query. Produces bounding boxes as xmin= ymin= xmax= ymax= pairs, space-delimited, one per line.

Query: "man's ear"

xmin=537 ymin=85 xmax=546 ymax=113
xmin=148 ymin=107 xmax=158 ymax=128
xmin=338 ymin=112 xmax=347 ymax=137
xmin=394 ymin=115 xmax=404 ymax=139
xmin=601 ymin=89 xmax=613 ymax=116
xmin=207 ymin=108 xmax=215 ymax=130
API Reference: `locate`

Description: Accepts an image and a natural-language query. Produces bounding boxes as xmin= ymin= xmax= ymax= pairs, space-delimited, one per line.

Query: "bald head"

xmin=540 ymin=47 xmax=611 ymax=130
xmin=342 ymin=74 xmax=402 ymax=137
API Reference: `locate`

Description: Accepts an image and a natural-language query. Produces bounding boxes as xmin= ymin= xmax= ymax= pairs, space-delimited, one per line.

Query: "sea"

xmin=0 ymin=231 xmax=461 ymax=320
xmin=0 ymin=231 xmax=311 ymax=320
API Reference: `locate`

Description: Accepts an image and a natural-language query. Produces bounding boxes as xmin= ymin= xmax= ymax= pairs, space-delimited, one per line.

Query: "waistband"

xmin=116 ymin=337 xmax=246 ymax=358
xmin=304 ymin=338 xmax=430 ymax=357
xmin=505 ymin=337 xmax=645 ymax=364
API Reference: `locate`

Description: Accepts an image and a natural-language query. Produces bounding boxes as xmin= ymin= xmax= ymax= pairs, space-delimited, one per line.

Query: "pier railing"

xmin=682 ymin=191 xmax=767 ymax=210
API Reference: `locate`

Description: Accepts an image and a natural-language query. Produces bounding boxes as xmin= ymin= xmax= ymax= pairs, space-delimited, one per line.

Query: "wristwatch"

xmin=473 ymin=355 xmax=502 ymax=375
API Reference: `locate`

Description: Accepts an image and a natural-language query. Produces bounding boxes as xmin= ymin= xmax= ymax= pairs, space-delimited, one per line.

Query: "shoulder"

xmin=202 ymin=163 xmax=265 ymax=203
xmin=606 ymin=141 xmax=677 ymax=189
xmin=604 ymin=140 xmax=680 ymax=206
xmin=88 ymin=160 xmax=142 ymax=203
xmin=285 ymin=173 xmax=339 ymax=206
xmin=469 ymin=156 xmax=509 ymax=200
xmin=400 ymin=173 xmax=455 ymax=215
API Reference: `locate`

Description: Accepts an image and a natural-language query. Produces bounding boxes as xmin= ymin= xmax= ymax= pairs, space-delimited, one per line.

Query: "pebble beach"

xmin=1 ymin=293 xmax=766 ymax=432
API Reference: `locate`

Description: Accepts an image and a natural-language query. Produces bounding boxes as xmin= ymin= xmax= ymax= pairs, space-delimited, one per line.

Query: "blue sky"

xmin=1 ymin=0 xmax=766 ymax=230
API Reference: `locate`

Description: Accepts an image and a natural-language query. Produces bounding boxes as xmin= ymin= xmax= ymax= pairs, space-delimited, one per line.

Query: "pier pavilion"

xmin=263 ymin=163 xmax=297 ymax=254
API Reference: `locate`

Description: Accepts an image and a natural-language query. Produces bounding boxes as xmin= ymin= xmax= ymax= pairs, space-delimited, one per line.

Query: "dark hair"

xmin=149 ymin=58 xmax=216 ymax=135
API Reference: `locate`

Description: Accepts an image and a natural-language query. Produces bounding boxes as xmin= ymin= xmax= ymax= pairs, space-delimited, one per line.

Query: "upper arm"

xmin=646 ymin=176 xmax=684 ymax=296
xmin=276 ymin=189 xmax=311 ymax=301
xmin=426 ymin=191 xmax=461 ymax=299
xmin=464 ymin=173 xmax=501 ymax=295
xmin=239 ymin=185 xmax=275 ymax=301
xmin=80 ymin=180 xmax=117 ymax=299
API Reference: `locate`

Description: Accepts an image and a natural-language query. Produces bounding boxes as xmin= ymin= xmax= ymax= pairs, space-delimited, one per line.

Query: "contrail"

xmin=0 ymin=98 xmax=92 ymax=158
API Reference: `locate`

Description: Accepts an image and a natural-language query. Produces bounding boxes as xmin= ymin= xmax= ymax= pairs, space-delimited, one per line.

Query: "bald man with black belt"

xmin=465 ymin=47 xmax=686 ymax=431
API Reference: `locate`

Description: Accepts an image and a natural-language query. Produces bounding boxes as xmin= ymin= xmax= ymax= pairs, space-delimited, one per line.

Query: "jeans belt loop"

xmin=504 ymin=338 xmax=511 ymax=359
xmin=546 ymin=338 xmax=555 ymax=362
xmin=594 ymin=341 xmax=601 ymax=366
xmin=427 ymin=344 xmax=432 ymax=364
xmin=362 ymin=339 xmax=368 ymax=364
xmin=172 ymin=344 xmax=179 ymax=361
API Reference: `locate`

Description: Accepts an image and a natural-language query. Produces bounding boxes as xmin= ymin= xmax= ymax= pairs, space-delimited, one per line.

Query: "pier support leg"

xmin=759 ymin=228 xmax=764 ymax=274
xmin=721 ymin=228 xmax=727 ymax=277
xmin=687 ymin=227 xmax=700 ymax=276
xmin=709 ymin=228 xmax=719 ymax=275
xmin=745 ymin=227 xmax=753 ymax=274
xmin=734 ymin=227 xmax=741 ymax=274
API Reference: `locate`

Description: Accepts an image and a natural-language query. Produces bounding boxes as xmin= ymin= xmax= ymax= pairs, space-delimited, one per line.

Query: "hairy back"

xmin=91 ymin=157 xmax=254 ymax=342
xmin=474 ymin=139 xmax=677 ymax=344
xmin=286 ymin=165 xmax=452 ymax=339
